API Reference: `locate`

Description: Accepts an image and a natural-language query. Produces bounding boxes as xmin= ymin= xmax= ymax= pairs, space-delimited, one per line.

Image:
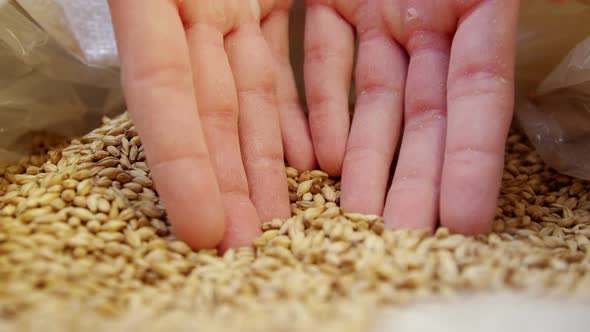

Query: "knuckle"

xmin=389 ymin=170 xmax=438 ymax=195
xmin=307 ymin=97 xmax=339 ymax=127
xmin=238 ymin=83 xmax=277 ymax=107
xmin=200 ymin=104 xmax=238 ymax=133
xmin=346 ymin=0 xmax=372 ymax=25
xmin=219 ymin=178 xmax=251 ymax=200
xmin=246 ymin=151 xmax=285 ymax=171
xmin=405 ymin=91 xmax=444 ymax=114
xmin=448 ymin=66 xmax=512 ymax=102
xmin=345 ymin=143 xmax=391 ymax=165
xmin=201 ymin=95 xmax=237 ymax=118
xmin=305 ymin=87 xmax=348 ymax=115
xmin=238 ymin=63 xmax=277 ymax=99
xmin=404 ymin=108 xmax=446 ymax=133
xmin=150 ymin=150 xmax=211 ymax=175
xmin=180 ymin=0 xmax=228 ymax=31
xmin=356 ymin=83 xmax=402 ymax=102
xmin=259 ymin=0 xmax=292 ymax=19
xmin=271 ymin=47 xmax=291 ymax=67
xmin=305 ymin=88 xmax=332 ymax=110
xmin=304 ymin=41 xmax=342 ymax=65
xmin=406 ymin=30 xmax=451 ymax=56
xmin=445 ymin=144 xmax=501 ymax=167
xmin=276 ymin=92 xmax=302 ymax=111
xmin=220 ymin=188 xmax=252 ymax=205
xmin=357 ymin=27 xmax=388 ymax=47
xmin=123 ymin=60 xmax=192 ymax=93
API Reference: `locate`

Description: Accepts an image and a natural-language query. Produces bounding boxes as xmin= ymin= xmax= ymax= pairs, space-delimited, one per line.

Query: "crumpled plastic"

xmin=0 ymin=0 xmax=589 ymax=181
xmin=515 ymin=0 xmax=590 ymax=180
xmin=0 ymin=0 xmax=123 ymax=161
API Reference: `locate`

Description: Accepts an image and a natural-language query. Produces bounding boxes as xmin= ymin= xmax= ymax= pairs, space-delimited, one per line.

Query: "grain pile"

xmin=1 ymin=113 xmax=590 ymax=331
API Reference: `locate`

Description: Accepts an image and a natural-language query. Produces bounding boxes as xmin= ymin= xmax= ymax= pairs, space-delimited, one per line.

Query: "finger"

xmin=383 ymin=32 xmax=451 ymax=231
xmin=180 ymin=2 xmax=262 ymax=249
xmin=304 ymin=2 xmax=355 ymax=176
xmin=340 ymin=19 xmax=407 ymax=215
xmin=261 ymin=6 xmax=317 ymax=171
xmin=108 ymin=0 xmax=224 ymax=249
xmin=225 ymin=22 xmax=291 ymax=222
xmin=440 ymin=1 xmax=520 ymax=235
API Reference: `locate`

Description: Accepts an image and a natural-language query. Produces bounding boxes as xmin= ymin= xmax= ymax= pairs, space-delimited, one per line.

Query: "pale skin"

xmin=108 ymin=0 xmax=520 ymax=250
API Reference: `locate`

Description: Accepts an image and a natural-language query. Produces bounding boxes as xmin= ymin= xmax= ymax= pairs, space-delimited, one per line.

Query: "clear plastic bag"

xmin=0 ymin=0 xmax=124 ymax=161
xmin=515 ymin=0 xmax=590 ymax=180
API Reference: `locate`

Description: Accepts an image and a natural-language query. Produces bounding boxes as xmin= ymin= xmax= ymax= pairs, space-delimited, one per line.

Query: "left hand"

xmin=303 ymin=0 xmax=520 ymax=234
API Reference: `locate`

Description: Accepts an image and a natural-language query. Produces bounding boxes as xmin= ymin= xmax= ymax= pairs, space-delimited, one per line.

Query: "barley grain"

xmin=2 ymin=115 xmax=590 ymax=332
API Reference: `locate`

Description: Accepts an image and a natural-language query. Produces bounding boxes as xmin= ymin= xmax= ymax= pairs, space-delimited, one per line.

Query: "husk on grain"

xmin=0 ymin=113 xmax=590 ymax=332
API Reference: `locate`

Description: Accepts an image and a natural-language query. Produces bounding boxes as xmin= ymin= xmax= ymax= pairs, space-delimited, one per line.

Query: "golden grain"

xmin=297 ymin=180 xmax=313 ymax=197
xmin=1 ymin=115 xmax=590 ymax=332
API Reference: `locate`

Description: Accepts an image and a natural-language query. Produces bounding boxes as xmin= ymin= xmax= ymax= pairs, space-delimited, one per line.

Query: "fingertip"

xmin=218 ymin=195 xmax=264 ymax=251
xmin=313 ymin=137 xmax=345 ymax=176
xmin=382 ymin=179 xmax=439 ymax=231
xmin=254 ymin=189 xmax=291 ymax=222
xmin=286 ymin=153 xmax=317 ymax=174
xmin=340 ymin=154 xmax=388 ymax=216
xmin=340 ymin=195 xmax=383 ymax=216
xmin=278 ymin=113 xmax=318 ymax=173
xmin=439 ymin=162 xmax=501 ymax=236
xmin=151 ymin=159 xmax=226 ymax=250
xmin=283 ymin=124 xmax=318 ymax=172
xmin=440 ymin=204 xmax=494 ymax=236
xmin=244 ymin=157 xmax=291 ymax=222
xmin=296 ymin=156 xmax=318 ymax=174
xmin=172 ymin=211 xmax=226 ymax=250
xmin=160 ymin=191 xmax=226 ymax=250
xmin=384 ymin=205 xmax=435 ymax=232
xmin=318 ymin=156 xmax=344 ymax=177
xmin=218 ymin=225 xmax=261 ymax=253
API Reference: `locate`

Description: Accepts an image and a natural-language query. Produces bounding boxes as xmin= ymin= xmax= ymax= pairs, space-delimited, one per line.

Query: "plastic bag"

xmin=515 ymin=0 xmax=590 ymax=180
xmin=0 ymin=0 xmax=124 ymax=161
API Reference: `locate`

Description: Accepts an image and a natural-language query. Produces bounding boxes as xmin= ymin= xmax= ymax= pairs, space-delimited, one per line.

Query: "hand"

xmin=108 ymin=0 xmax=316 ymax=250
xmin=304 ymin=0 xmax=519 ymax=234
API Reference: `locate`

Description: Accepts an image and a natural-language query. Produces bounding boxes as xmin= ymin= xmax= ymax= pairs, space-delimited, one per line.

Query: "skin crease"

xmin=108 ymin=0 xmax=519 ymax=249
xmin=304 ymin=0 xmax=519 ymax=235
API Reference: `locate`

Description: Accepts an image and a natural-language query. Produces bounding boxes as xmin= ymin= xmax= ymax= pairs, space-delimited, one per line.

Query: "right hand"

xmin=108 ymin=0 xmax=316 ymax=250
